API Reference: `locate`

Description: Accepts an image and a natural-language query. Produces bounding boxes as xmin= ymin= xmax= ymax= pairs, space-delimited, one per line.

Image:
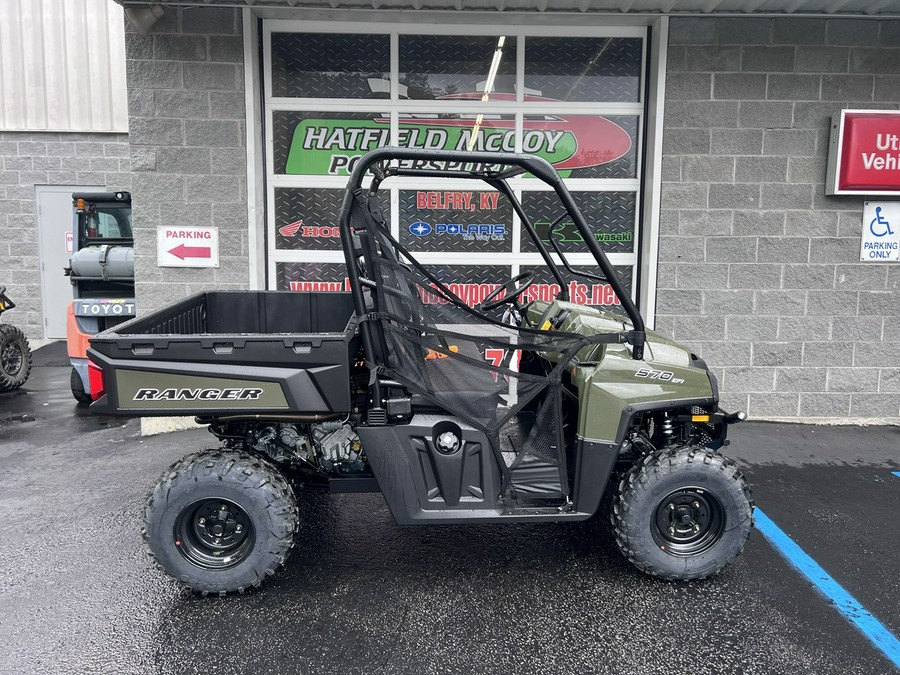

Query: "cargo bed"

xmin=87 ymin=291 xmax=359 ymax=417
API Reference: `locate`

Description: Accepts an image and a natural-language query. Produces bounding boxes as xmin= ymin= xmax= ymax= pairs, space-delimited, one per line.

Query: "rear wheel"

xmin=612 ymin=447 xmax=753 ymax=581
xmin=0 ymin=324 xmax=31 ymax=392
xmin=70 ymin=367 xmax=92 ymax=404
xmin=143 ymin=450 xmax=298 ymax=595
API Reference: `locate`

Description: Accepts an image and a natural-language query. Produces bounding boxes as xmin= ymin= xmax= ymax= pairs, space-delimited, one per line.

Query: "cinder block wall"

xmin=0 ymin=132 xmax=130 ymax=339
xmin=660 ymin=17 xmax=900 ymax=420
xmin=124 ymin=6 xmax=248 ymax=315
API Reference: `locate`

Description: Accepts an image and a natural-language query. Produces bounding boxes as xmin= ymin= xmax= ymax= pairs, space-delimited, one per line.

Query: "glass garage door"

xmin=263 ymin=22 xmax=647 ymax=312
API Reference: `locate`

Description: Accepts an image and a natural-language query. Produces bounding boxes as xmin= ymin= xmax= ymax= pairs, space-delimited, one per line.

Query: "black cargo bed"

xmin=88 ymin=291 xmax=359 ymax=417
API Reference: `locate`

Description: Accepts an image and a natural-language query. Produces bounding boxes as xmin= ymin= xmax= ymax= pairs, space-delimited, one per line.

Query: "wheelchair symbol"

xmin=869 ymin=207 xmax=894 ymax=237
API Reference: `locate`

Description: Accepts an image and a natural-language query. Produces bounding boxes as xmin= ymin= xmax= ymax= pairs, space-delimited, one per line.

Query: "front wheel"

xmin=143 ymin=450 xmax=299 ymax=595
xmin=612 ymin=447 xmax=753 ymax=581
xmin=0 ymin=324 xmax=32 ymax=392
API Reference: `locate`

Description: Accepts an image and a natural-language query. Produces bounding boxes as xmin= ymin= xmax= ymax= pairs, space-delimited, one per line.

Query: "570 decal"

xmin=635 ymin=367 xmax=684 ymax=385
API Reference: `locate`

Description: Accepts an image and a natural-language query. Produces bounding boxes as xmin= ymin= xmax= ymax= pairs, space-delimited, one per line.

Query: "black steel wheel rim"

xmin=651 ymin=487 xmax=725 ymax=557
xmin=1 ymin=343 xmax=23 ymax=376
xmin=174 ymin=498 xmax=256 ymax=570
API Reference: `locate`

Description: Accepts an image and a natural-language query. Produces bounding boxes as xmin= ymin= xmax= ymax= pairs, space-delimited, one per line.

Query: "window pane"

xmin=524 ymin=37 xmax=642 ymax=103
xmin=523 ymin=114 xmax=639 ymax=179
xmin=399 ymin=35 xmax=515 ymax=101
xmin=422 ymin=265 xmax=513 ymax=307
xmin=523 ymin=265 xmax=633 ymax=311
xmin=276 ymin=262 xmax=349 ymax=292
xmin=520 ymin=191 xmax=636 ymax=255
xmin=272 ymin=111 xmax=391 ymax=176
xmin=270 ymin=33 xmax=390 ymax=99
xmin=398 ymin=112 xmax=516 ymax=154
xmin=274 ymin=188 xmax=389 ymax=251
xmin=400 ymin=189 xmax=512 ymax=254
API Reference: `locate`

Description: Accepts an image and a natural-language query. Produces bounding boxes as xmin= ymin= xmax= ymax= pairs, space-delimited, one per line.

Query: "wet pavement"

xmin=0 ymin=343 xmax=898 ymax=674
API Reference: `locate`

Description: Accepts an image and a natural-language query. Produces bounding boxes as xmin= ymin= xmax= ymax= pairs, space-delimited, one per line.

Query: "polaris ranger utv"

xmin=88 ymin=149 xmax=753 ymax=596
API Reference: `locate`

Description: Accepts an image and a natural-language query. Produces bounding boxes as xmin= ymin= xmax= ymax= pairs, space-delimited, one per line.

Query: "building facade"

xmin=96 ymin=3 xmax=900 ymax=422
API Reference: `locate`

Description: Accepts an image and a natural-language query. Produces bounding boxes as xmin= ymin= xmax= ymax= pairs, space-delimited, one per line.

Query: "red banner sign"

xmin=828 ymin=110 xmax=900 ymax=195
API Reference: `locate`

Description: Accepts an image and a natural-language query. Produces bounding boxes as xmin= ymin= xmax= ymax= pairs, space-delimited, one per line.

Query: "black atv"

xmin=0 ymin=288 xmax=32 ymax=392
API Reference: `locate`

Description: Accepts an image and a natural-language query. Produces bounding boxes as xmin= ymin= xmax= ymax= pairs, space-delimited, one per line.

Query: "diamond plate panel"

xmin=276 ymin=262 xmax=350 ymax=292
xmin=400 ymin=189 xmax=512 ymax=253
xmin=274 ymin=188 xmax=390 ymax=251
xmin=421 ymin=265 xmax=513 ymax=306
xmin=524 ymin=37 xmax=643 ymax=103
xmin=399 ymin=35 xmax=516 ymax=101
xmin=270 ymin=33 xmax=389 ymax=99
xmin=523 ymin=264 xmax=634 ymax=311
xmin=520 ymin=191 xmax=636 ymax=255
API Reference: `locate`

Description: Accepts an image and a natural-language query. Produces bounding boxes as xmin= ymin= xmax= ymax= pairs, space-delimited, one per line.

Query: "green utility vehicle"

xmin=0 ymin=287 xmax=32 ymax=392
xmin=88 ymin=149 xmax=753 ymax=596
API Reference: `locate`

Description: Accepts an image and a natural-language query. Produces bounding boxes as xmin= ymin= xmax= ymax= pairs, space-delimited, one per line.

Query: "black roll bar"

xmin=338 ymin=147 xmax=646 ymax=360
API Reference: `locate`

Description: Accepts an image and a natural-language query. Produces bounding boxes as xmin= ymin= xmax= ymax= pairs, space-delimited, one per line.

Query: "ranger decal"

xmin=133 ymin=388 xmax=264 ymax=401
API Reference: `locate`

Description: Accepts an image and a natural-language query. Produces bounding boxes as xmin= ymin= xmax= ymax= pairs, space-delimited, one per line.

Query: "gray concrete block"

xmin=663 ymin=128 xmax=710 ymax=155
xmin=849 ymin=393 xmax=900 ymax=417
xmin=685 ymin=46 xmax=741 ymax=72
xmin=879 ymin=19 xmax=900 ymax=46
xmin=722 ymin=366 xmax=776 ymax=393
xmin=827 ymin=366 xmax=880 ymax=392
xmin=757 ymin=237 xmax=810 ymax=263
xmin=129 ymin=118 xmax=184 ymax=146
xmin=734 ymin=156 xmax=788 ymax=183
xmin=837 ymin=211 xmax=865 ymax=237
xmin=802 ymin=341 xmax=854 ymax=366
xmin=667 ymin=46 xmax=687 ymax=72
xmin=125 ymin=33 xmax=155 ymax=60
xmin=806 ymin=290 xmax=858 ymax=316
xmin=5 ymin=157 xmax=32 ymax=170
xmin=661 ymin=183 xmax=708 ymax=209
xmin=776 ymin=366 xmax=827 ymax=392
xmin=701 ymin=341 xmax=752 ymax=367
xmin=45 ymin=142 xmax=75 ymax=157
xmin=209 ymin=92 xmax=246 ymax=120
xmin=683 ymin=101 xmax=739 ymax=128
xmin=857 ymin=290 xmax=896 ymax=316
xmin=130 ymin=147 xmax=156 ymax=172
xmin=181 ymin=7 xmax=238 ymax=35
xmin=709 ymin=183 xmax=760 ymax=209
xmin=710 ymin=129 xmax=762 ymax=155
xmin=854 ymin=341 xmax=900 ymax=367
xmin=762 ymin=129 xmax=817 ymax=156
xmin=665 ymin=101 xmax=685 ymax=127
xmin=89 ymin=157 xmax=120 ymax=172
xmin=808 ymin=237 xmax=859 ymax=263
xmin=738 ymin=101 xmax=794 ymax=129
xmin=828 ymin=18 xmax=878 ymax=46
xmin=733 ymin=210 xmax=785 ymax=236
xmin=184 ymin=175 xmax=242 ymax=202
xmin=159 ymin=201 xmax=212 ymax=225
xmin=128 ymin=89 xmax=155 ymax=118
xmin=787 ymin=156 xmax=827 ymax=183
xmin=718 ymin=18 xmax=772 ymax=45
xmin=820 ymin=74 xmax=874 ymax=101
xmin=761 ymin=184 xmax=813 ymax=210
xmin=678 ymin=209 xmax=731 ymax=235
xmin=183 ymin=63 xmax=239 ymax=91
xmin=767 ymin=74 xmax=820 ymax=100
xmin=656 ymin=289 xmax=703 ymax=315
xmin=184 ymin=120 xmax=241 ymax=148
xmin=209 ymin=36 xmax=244 ymax=64
xmin=749 ymin=392 xmax=800 ymax=417
xmin=656 ymin=262 xmax=677 ymax=288
xmin=17 ymin=141 xmax=47 ymax=156
xmin=726 ymin=314 xmax=778 ymax=340
xmin=782 ymin=264 xmax=835 ymax=289
xmin=127 ymin=60 xmax=182 ymax=89
xmin=705 ymin=236 xmax=757 ymax=262
xmin=103 ymin=143 xmax=130 ymax=158
xmin=155 ymin=90 xmax=209 ymax=118
xmin=683 ymin=156 xmax=734 ymax=182
xmin=673 ymin=314 xmax=726 ymax=341
xmin=880 ymin=369 xmax=900 ymax=392
xmin=661 ymin=156 xmax=681 ymax=181
xmin=813 ymin=191 xmax=866 ymax=211
xmin=795 ymin=46 xmax=848 ymax=73
xmin=714 ymin=73 xmax=767 ymax=100
xmin=799 ymin=392 xmax=850 ymax=417
xmin=849 ymin=47 xmax=900 ymax=74
xmin=752 ymin=342 xmax=803 ymax=366
xmin=834 ymin=265 xmax=888 ymax=290
xmin=785 ymin=210 xmax=838 ymax=237
xmin=773 ymin=18 xmax=826 ymax=45
xmin=754 ymin=290 xmax=807 ymax=316
xmin=154 ymin=35 xmax=208 ymax=62
xmin=741 ymin=46 xmax=794 ymax=73
xmin=132 ymin=173 xmax=185 ymax=202
xmin=730 ymin=263 xmax=783 ymax=289
xmin=674 ymin=263 xmax=729 ymax=289
xmin=156 ymin=147 xmax=211 ymax=174
xmin=779 ymin=316 xmax=832 ymax=341
xmin=209 ymin=148 xmax=246 ymax=176
xmin=657 ymin=235 xmax=706 ymax=262
xmin=873 ymin=75 xmax=900 ymax=101
xmin=832 ymin=316 xmax=884 ymax=342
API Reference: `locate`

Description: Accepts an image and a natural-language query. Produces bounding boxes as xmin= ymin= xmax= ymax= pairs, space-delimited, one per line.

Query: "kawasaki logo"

xmin=133 ymin=388 xmax=264 ymax=401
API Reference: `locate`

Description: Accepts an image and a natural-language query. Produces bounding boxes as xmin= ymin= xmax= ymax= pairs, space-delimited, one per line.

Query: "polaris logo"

xmin=133 ymin=388 xmax=264 ymax=401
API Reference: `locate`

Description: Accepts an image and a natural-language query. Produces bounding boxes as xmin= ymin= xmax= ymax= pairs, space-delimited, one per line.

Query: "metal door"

xmin=36 ymin=185 xmax=102 ymax=338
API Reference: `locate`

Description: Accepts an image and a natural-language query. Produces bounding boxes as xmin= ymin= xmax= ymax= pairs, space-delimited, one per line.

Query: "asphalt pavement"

xmin=0 ymin=343 xmax=898 ymax=675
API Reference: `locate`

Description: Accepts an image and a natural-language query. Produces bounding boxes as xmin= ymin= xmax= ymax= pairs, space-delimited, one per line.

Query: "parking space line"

xmin=755 ymin=508 xmax=900 ymax=670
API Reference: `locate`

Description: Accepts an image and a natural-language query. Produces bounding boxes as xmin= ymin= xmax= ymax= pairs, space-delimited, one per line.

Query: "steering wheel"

xmin=477 ymin=271 xmax=536 ymax=312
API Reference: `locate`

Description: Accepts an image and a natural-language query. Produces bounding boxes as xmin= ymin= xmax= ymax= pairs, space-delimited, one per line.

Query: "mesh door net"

xmin=349 ymin=190 xmax=598 ymax=501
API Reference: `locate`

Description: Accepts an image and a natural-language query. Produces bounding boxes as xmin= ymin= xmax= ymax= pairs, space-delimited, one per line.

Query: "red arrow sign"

xmin=168 ymin=244 xmax=211 ymax=260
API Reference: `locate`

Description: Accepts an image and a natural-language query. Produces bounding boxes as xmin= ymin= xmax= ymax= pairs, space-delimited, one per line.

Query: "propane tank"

xmin=70 ymin=245 xmax=134 ymax=280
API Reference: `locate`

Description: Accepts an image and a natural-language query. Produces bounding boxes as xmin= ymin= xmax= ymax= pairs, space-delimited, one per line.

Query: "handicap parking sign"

xmin=860 ymin=202 xmax=900 ymax=262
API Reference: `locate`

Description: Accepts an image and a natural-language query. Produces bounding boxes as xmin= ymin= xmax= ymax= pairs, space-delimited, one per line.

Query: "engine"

xmin=249 ymin=421 xmax=364 ymax=474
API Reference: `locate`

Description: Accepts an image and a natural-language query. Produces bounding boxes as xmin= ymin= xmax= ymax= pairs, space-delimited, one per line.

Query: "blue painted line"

xmin=892 ymin=471 xmax=900 ymax=478
xmin=755 ymin=508 xmax=900 ymax=670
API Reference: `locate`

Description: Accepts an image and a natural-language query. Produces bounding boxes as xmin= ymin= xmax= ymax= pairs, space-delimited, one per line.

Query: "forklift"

xmin=65 ymin=191 xmax=134 ymax=403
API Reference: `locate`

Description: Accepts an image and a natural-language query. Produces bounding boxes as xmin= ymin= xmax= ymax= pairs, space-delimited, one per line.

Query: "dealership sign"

xmin=827 ymin=110 xmax=900 ymax=195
